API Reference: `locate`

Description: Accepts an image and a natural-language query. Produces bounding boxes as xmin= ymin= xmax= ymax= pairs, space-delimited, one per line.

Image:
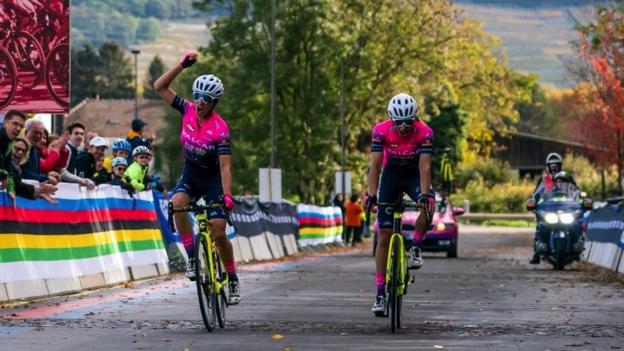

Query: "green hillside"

xmin=456 ymin=0 xmax=597 ymax=86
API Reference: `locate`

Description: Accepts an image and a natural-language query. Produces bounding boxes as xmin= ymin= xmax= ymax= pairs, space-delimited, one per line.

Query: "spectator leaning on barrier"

xmin=76 ymin=136 xmax=108 ymax=180
xmin=21 ymin=119 xmax=59 ymax=185
xmin=127 ymin=118 xmax=154 ymax=152
xmin=0 ymin=110 xmax=57 ymax=201
xmin=109 ymin=157 xmax=135 ymax=195
xmin=65 ymin=122 xmax=85 ymax=175
xmin=11 ymin=137 xmax=31 ymax=176
xmin=40 ymin=133 xmax=70 ymax=174
xmin=103 ymin=139 xmax=131 ymax=173
xmin=125 ymin=146 xmax=152 ymax=191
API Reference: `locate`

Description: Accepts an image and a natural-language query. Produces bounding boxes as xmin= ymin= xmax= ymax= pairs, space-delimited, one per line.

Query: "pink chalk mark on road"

xmin=2 ymin=278 xmax=192 ymax=320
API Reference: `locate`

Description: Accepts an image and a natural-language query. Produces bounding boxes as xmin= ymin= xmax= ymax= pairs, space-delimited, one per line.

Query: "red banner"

xmin=0 ymin=0 xmax=70 ymax=113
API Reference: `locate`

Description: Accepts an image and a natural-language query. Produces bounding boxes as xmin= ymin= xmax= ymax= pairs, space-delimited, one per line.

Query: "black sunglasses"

xmin=393 ymin=119 xmax=414 ymax=127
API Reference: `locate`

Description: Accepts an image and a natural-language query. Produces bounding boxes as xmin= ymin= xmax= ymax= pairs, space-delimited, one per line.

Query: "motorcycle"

xmin=527 ymin=175 xmax=592 ymax=270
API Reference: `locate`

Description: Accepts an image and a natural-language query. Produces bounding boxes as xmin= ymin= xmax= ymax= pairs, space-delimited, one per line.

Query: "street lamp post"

xmin=131 ymin=48 xmax=140 ymax=119
xmin=340 ymin=60 xmax=346 ymax=198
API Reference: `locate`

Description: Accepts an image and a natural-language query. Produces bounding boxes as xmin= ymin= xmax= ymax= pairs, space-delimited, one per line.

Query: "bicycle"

xmin=0 ymin=12 xmax=45 ymax=89
xmin=168 ymin=200 xmax=231 ymax=332
xmin=368 ymin=196 xmax=432 ymax=333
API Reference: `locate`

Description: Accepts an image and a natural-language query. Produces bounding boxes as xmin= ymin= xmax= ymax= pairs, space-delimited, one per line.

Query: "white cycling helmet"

xmin=192 ymin=74 xmax=224 ymax=99
xmin=387 ymin=93 xmax=418 ymax=121
xmin=132 ymin=146 xmax=152 ymax=158
xmin=111 ymin=157 xmax=128 ymax=168
xmin=546 ymin=152 xmax=562 ymax=165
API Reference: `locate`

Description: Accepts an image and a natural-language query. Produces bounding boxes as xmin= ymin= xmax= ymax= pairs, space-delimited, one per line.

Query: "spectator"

xmin=21 ymin=119 xmax=59 ymax=185
xmin=103 ymin=139 xmax=131 ymax=173
xmin=333 ymin=192 xmax=346 ymax=238
xmin=40 ymin=132 xmax=69 ymax=174
xmin=65 ymin=122 xmax=85 ymax=174
xmin=75 ymin=136 xmax=107 ymax=179
xmin=11 ymin=137 xmax=31 ymax=174
xmin=0 ymin=110 xmax=57 ymax=201
xmin=109 ymin=157 xmax=134 ymax=195
xmin=125 ymin=146 xmax=152 ymax=192
xmin=345 ymin=193 xmax=364 ymax=246
xmin=92 ymin=154 xmax=110 ymax=185
xmin=127 ymin=118 xmax=154 ymax=152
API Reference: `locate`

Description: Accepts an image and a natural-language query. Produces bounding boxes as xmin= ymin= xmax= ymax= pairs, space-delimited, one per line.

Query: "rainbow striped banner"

xmin=0 ymin=183 xmax=167 ymax=283
xmin=297 ymin=204 xmax=343 ymax=247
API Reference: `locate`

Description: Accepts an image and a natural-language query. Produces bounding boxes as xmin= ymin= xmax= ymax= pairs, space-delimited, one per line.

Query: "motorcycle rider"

xmin=529 ymin=153 xmax=581 ymax=264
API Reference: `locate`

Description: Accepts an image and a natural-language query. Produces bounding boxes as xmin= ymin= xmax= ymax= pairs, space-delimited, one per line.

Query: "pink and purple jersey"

xmin=172 ymin=95 xmax=231 ymax=170
xmin=371 ymin=119 xmax=434 ymax=168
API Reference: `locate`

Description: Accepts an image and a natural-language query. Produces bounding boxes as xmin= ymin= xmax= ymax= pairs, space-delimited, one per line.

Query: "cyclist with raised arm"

xmin=366 ymin=93 xmax=435 ymax=314
xmin=154 ymin=50 xmax=240 ymax=305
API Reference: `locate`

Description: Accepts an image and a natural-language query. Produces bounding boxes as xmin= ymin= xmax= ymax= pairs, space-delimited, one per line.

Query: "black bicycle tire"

xmin=196 ymin=236 xmax=217 ymax=331
xmin=215 ymin=251 xmax=227 ymax=328
xmin=390 ymin=241 xmax=399 ymax=333
xmin=0 ymin=47 xmax=18 ymax=109
xmin=44 ymin=43 xmax=69 ymax=107
xmin=11 ymin=31 xmax=45 ymax=88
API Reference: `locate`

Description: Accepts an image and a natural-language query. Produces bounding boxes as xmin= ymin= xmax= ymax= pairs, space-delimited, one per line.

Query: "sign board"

xmin=259 ymin=168 xmax=282 ymax=202
xmin=334 ymin=171 xmax=352 ymax=195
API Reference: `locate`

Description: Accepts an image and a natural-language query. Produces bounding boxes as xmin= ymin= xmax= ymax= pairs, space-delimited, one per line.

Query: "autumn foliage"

xmin=569 ymin=6 xmax=624 ymax=193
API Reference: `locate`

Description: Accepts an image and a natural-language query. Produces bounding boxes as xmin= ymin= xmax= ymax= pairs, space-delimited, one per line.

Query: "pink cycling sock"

xmin=375 ymin=272 xmax=385 ymax=289
xmin=413 ymin=230 xmax=426 ymax=244
xmin=179 ymin=232 xmax=194 ymax=256
xmin=224 ymin=261 xmax=237 ymax=274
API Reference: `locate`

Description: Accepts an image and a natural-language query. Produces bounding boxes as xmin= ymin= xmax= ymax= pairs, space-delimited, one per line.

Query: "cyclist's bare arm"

xmin=368 ymin=151 xmax=383 ymax=196
xmin=153 ymin=64 xmax=184 ymax=105
xmin=219 ymin=155 xmax=233 ymax=195
xmin=419 ymin=153 xmax=432 ymax=195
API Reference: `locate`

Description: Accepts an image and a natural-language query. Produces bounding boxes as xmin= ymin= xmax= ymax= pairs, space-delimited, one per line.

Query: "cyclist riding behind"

xmin=154 ymin=50 xmax=240 ymax=305
xmin=366 ymin=93 xmax=436 ymax=314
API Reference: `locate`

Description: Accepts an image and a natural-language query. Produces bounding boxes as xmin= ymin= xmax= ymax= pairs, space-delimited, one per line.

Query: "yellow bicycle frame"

xmin=197 ymin=213 xmax=228 ymax=295
xmin=385 ymin=211 xmax=407 ymax=296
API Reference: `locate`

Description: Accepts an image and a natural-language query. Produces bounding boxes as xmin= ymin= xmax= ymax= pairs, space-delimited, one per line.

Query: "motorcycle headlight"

xmin=543 ymin=212 xmax=559 ymax=224
xmin=559 ymin=212 xmax=576 ymax=224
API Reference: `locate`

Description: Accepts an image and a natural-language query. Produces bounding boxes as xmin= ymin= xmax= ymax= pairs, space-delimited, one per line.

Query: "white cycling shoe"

xmin=408 ymin=247 xmax=424 ymax=269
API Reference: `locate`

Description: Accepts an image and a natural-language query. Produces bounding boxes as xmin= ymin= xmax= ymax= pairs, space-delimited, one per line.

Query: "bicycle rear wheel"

xmin=389 ymin=242 xmax=400 ymax=333
xmin=214 ymin=251 xmax=227 ymax=328
xmin=195 ymin=236 xmax=217 ymax=332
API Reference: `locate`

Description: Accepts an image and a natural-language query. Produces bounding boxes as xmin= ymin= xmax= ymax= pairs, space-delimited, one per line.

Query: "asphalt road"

xmin=2 ymin=228 xmax=624 ymax=351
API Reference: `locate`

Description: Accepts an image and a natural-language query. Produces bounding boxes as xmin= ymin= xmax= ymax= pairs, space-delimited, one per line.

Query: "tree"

xmin=70 ymin=41 xmax=134 ymax=106
xmin=570 ymin=6 xmax=624 ymax=194
xmin=71 ymin=44 xmax=102 ymax=105
xmin=144 ymin=55 xmax=165 ymax=99
xmin=515 ymin=74 xmax=558 ymax=137
xmin=137 ymin=18 xmax=162 ymax=42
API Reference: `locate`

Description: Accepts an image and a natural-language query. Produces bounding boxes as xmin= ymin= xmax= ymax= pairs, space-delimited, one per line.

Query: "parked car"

xmin=373 ymin=193 xmax=465 ymax=258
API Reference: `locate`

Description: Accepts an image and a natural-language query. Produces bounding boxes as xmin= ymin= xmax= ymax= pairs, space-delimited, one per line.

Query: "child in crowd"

xmin=103 ymin=139 xmax=132 ymax=173
xmin=92 ymin=154 xmax=110 ymax=185
xmin=125 ymin=146 xmax=152 ymax=192
xmin=109 ymin=157 xmax=134 ymax=195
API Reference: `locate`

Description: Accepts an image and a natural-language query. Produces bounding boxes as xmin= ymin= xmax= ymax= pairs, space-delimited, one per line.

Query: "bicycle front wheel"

xmin=389 ymin=242 xmax=401 ymax=333
xmin=196 ymin=236 xmax=217 ymax=332
xmin=214 ymin=251 xmax=227 ymax=328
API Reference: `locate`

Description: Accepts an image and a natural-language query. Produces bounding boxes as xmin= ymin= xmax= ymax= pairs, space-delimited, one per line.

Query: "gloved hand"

xmin=179 ymin=50 xmax=198 ymax=68
xmin=223 ymin=193 xmax=235 ymax=210
xmin=364 ymin=193 xmax=377 ymax=212
xmin=416 ymin=193 xmax=434 ymax=206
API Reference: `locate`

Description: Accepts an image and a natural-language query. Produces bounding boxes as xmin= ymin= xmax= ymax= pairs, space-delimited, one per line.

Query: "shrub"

xmin=450 ymin=177 xmax=534 ymax=213
xmin=455 ymin=156 xmax=517 ymax=189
